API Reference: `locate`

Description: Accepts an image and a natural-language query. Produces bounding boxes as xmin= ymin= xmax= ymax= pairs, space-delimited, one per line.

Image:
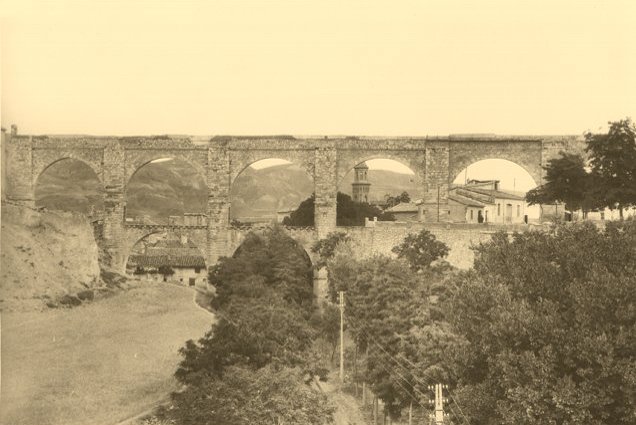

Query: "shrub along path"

xmin=1 ymin=282 xmax=214 ymax=425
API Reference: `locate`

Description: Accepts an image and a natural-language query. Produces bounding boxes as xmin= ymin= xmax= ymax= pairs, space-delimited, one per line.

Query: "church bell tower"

xmin=352 ymin=162 xmax=371 ymax=203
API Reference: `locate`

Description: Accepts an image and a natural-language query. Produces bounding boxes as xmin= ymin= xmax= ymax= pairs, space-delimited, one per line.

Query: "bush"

xmin=59 ymin=294 xmax=82 ymax=307
xmin=76 ymin=289 xmax=94 ymax=301
xmin=391 ymin=229 xmax=449 ymax=272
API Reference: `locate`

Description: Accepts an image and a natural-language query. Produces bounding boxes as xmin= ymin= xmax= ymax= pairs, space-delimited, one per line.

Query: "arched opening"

xmin=125 ymin=232 xmax=208 ymax=287
xmin=125 ymin=158 xmax=208 ymax=225
xmin=451 ymin=158 xmax=539 ymax=223
xmin=232 ymin=232 xmax=313 ymax=269
xmin=338 ymin=159 xmax=423 ymax=226
xmin=35 ymin=158 xmax=104 ymax=215
xmin=230 ymin=158 xmax=314 ymax=226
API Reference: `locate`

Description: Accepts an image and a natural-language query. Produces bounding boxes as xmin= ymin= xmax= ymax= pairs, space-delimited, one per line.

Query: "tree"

xmin=385 ymin=191 xmax=411 ymax=209
xmin=444 ymin=220 xmax=636 ymax=424
xmin=311 ymin=231 xmax=351 ymax=268
xmin=170 ymin=223 xmax=341 ymax=425
xmin=282 ymin=194 xmax=315 ymax=226
xmin=309 ymin=304 xmax=341 ymax=363
xmin=209 ymin=226 xmax=314 ymax=311
xmin=175 ymin=292 xmax=316 ymax=384
xmin=392 ymin=229 xmax=449 ymax=272
xmin=585 ymin=118 xmax=636 ymax=218
xmin=326 ymin=254 xmax=424 ymax=417
xmin=525 ymin=152 xmax=596 ymax=215
xmin=336 ymin=192 xmax=395 ymax=226
xmin=157 ymin=265 xmax=174 ymax=279
xmin=283 ymin=192 xmax=395 ymax=226
xmin=165 ymin=365 xmax=334 ymax=425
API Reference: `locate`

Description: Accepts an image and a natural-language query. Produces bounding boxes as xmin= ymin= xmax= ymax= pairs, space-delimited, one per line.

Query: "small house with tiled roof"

xmin=384 ymin=201 xmax=424 ymax=222
xmin=126 ymin=236 xmax=208 ymax=287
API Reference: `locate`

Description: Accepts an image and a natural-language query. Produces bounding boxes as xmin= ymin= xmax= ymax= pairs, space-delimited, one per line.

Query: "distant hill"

xmin=35 ymin=160 xmax=423 ymax=221
xmin=230 ymin=164 xmax=314 ymax=220
xmin=126 ymin=161 xmax=208 ymax=223
xmin=35 ymin=159 xmax=104 ymax=213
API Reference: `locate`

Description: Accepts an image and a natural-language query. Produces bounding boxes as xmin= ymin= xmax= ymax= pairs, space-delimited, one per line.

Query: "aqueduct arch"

xmin=2 ymin=130 xmax=586 ymax=279
xmin=34 ymin=157 xmax=105 ymax=214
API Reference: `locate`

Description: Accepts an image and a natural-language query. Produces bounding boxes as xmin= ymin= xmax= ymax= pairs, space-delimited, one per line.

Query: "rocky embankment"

xmin=0 ymin=202 xmax=103 ymax=311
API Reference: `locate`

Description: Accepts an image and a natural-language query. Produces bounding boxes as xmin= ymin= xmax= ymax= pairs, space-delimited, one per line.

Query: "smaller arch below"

xmin=228 ymin=226 xmax=316 ymax=267
xmin=124 ymin=230 xmax=209 ymax=287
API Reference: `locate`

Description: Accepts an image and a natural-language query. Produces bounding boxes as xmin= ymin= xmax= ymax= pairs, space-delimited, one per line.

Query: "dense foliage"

xmin=168 ymin=365 xmax=332 ymax=425
xmin=310 ymin=231 xmax=351 ymax=268
xmin=314 ymin=220 xmax=636 ymax=424
xmin=283 ymin=192 xmax=395 ymax=226
xmin=210 ymin=226 xmax=314 ymax=311
xmin=586 ymin=118 xmax=636 ymax=217
xmin=445 ymin=220 xmax=636 ymax=424
xmin=385 ymin=191 xmax=411 ymax=208
xmin=165 ymin=226 xmax=334 ymax=425
xmin=320 ymin=232 xmax=457 ymax=420
xmin=282 ymin=194 xmax=315 ymax=226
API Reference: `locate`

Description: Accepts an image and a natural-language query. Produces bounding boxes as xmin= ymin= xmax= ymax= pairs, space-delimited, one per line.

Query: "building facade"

xmin=449 ymin=180 xmax=526 ymax=224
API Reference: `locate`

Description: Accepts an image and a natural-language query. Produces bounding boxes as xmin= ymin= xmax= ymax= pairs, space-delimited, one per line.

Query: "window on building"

xmin=497 ymin=204 xmax=501 ymax=216
xmin=189 ymin=277 xmax=195 ymax=286
xmin=470 ymin=210 xmax=474 ymax=220
xmin=517 ymin=205 xmax=520 ymax=217
xmin=194 ymin=267 xmax=201 ymax=274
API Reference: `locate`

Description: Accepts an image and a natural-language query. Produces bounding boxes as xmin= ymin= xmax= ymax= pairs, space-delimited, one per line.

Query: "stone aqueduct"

xmin=2 ymin=129 xmax=584 ymax=291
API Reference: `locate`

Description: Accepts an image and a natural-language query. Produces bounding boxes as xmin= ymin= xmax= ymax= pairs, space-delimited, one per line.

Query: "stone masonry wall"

xmin=3 ymin=131 xmax=582 ymax=273
xmin=343 ymin=221 xmax=540 ymax=269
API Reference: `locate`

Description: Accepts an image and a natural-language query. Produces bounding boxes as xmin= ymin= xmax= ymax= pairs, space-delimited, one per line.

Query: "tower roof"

xmin=354 ymin=162 xmax=369 ymax=170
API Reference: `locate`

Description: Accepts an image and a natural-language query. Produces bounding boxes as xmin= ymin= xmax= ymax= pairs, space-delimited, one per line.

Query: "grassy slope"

xmin=1 ymin=282 xmax=214 ymax=425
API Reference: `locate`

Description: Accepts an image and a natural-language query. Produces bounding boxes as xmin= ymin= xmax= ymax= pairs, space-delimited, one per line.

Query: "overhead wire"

xmin=343 ymin=301 xmax=472 ymax=425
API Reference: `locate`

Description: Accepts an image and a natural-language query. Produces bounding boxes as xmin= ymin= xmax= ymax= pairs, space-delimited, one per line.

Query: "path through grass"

xmin=1 ymin=282 xmax=214 ymax=425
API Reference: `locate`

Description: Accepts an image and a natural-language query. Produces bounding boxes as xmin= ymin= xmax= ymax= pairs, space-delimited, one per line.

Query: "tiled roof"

xmin=448 ymin=193 xmax=487 ymax=207
xmin=155 ymin=239 xmax=199 ymax=248
xmin=128 ymin=255 xmax=206 ymax=268
xmin=463 ymin=187 xmax=525 ymax=201
xmin=385 ymin=202 xmax=419 ymax=213
xmin=146 ymin=247 xmax=204 ymax=257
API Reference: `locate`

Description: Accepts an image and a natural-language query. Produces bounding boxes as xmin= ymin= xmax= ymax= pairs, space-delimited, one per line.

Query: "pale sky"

xmin=2 ymin=0 xmax=635 ymax=136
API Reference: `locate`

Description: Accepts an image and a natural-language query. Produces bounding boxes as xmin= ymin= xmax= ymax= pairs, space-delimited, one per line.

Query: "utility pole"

xmin=428 ymin=383 xmax=449 ymax=424
xmin=338 ymin=291 xmax=345 ymax=382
